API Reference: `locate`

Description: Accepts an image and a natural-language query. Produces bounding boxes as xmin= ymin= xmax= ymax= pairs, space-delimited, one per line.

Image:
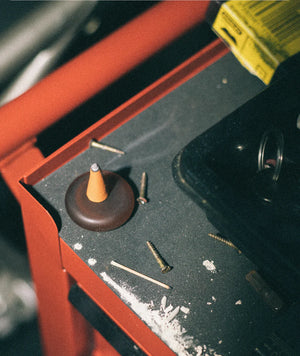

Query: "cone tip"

xmin=87 ymin=163 xmax=107 ymax=203
xmin=90 ymin=163 xmax=100 ymax=172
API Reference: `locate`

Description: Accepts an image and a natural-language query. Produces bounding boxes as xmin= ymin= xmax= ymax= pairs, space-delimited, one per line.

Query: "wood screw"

xmin=146 ymin=241 xmax=172 ymax=273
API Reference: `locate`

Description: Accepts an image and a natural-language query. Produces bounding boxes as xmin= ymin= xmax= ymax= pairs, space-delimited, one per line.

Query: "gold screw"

xmin=146 ymin=241 xmax=172 ymax=273
xmin=137 ymin=172 xmax=148 ymax=205
xmin=208 ymin=233 xmax=241 ymax=254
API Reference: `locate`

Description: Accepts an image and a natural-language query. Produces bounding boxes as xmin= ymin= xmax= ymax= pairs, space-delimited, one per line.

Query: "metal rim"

xmin=258 ymin=129 xmax=284 ymax=181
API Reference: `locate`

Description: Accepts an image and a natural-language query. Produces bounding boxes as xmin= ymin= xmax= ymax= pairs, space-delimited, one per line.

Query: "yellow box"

xmin=212 ymin=0 xmax=300 ymax=84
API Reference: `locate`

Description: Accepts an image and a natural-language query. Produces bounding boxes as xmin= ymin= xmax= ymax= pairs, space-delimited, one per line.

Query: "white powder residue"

xmin=88 ymin=258 xmax=97 ymax=266
xmin=73 ymin=243 xmax=82 ymax=251
xmin=195 ymin=344 xmax=222 ymax=356
xmin=166 ymin=306 xmax=180 ymax=322
xmin=161 ymin=296 xmax=167 ymax=311
xmin=180 ymin=306 xmax=190 ymax=314
xmin=195 ymin=345 xmax=203 ymax=355
xmin=203 ymin=260 xmax=217 ymax=273
xmin=207 ymin=296 xmax=216 ymax=305
xmin=100 ymin=272 xmax=222 ymax=356
xmin=235 ymin=300 xmax=242 ymax=305
xmin=165 ymin=304 xmax=173 ymax=313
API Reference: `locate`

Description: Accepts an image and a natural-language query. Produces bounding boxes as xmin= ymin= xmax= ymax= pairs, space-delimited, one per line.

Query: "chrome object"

xmin=258 ymin=129 xmax=284 ymax=181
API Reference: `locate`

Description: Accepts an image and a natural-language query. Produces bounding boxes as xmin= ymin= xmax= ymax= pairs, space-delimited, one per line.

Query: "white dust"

xmin=73 ymin=243 xmax=82 ymax=251
xmin=203 ymin=260 xmax=217 ymax=273
xmin=100 ymin=272 xmax=222 ymax=356
xmin=88 ymin=258 xmax=97 ymax=266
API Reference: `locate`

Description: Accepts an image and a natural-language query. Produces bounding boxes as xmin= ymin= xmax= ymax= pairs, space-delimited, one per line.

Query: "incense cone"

xmin=65 ymin=163 xmax=134 ymax=231
xmin=86 ymin=163 xmax=108 ymax=202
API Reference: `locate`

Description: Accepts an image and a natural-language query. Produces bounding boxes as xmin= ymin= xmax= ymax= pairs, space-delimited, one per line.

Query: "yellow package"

xmin=213 ymin=0 xmax=300 ymax=84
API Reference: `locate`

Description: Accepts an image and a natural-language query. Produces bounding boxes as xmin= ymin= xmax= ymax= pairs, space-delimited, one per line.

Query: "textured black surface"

xmin=173 ymin=74 xmax=300 ymax=302
xmin=253 ymin=302 xmax=300 ymax=356
xmin=32 ymin=54 xmax=283 ymax=355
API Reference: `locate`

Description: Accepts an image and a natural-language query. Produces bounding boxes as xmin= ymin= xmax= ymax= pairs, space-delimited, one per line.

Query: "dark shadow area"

xmin=0 ymin=318 xmax=42 ymax=356
xmin=37 ymin=22 xmax=216 ymax=157
xmin=69 ymin=284 xmax=145 ymax=355
xmin=0 ymin=177 xmax=42 ymax=356
xmin=115 ymin=166 xmax=139 ymax=220
xmin=0 ymin=176 xmax=27 ymax=253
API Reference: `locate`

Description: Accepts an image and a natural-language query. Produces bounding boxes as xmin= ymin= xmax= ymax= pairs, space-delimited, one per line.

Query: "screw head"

xmin=161 ymin=265 xmax=172 ymax=274
xmin=137 ymin=197 xmax=148 ymax=205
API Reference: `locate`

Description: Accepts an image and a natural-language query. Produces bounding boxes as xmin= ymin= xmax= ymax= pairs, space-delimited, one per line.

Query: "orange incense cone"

xmin=86 ymin=163 xmax=108 ymax=202
xmin=65 ymin=163 xmax=135 ymax=232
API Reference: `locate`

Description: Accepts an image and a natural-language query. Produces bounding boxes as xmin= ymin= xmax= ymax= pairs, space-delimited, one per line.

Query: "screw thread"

xmin=147 ymin=241 xmax=164 ymax=267
xmin=139 ymin=172 xmax=147 ymax=198
xmin=146 ymin=241 xmax=172 ymax=273
xmin=208 ymin=233 xmax=241 ymax=253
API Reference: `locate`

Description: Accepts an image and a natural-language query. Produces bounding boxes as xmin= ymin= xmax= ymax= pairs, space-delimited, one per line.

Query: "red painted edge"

xmin=61 ymin=239 xmax=176 ymax=356
xmin=23 ymin=39 xmax=228 ymax=186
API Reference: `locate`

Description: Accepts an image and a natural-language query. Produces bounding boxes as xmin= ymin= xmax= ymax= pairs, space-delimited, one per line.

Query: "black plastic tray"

xmin=173 ymin=73 xmax=300 ymax=302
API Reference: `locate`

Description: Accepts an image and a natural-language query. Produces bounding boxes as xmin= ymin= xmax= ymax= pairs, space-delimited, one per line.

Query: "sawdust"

xmin=88 ymin=258 xmax=97 ymax=266
xmin=100 ymin=272 xmax=222 ymax=356
xmin=203 ymin=260 xmax=217 ymax=273
xmin=73 ymin=243 xmax=82 ymax=251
